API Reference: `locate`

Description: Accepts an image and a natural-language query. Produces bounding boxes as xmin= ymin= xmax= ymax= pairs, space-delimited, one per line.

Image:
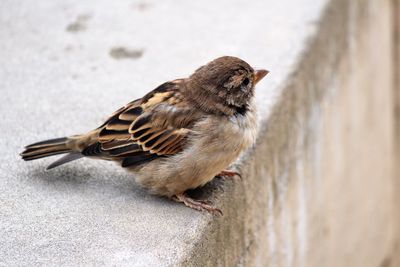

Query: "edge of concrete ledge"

xmin=179 ymin=0 xmax=399 ymax=265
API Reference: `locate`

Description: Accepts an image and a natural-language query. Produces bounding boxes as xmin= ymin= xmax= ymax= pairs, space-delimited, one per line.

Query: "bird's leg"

xmin=217 ymin=170 xmax=242 ymax=180
xmin=172 ymin=193 xmax=223 ymax=216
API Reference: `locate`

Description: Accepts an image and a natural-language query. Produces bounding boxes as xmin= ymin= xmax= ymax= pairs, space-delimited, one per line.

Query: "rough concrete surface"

xmin=0 ymin=0 xmax=398 ymax=266
xmin=184 ymin=1 xmax=399 ymax=265
xmin=392 ymin=1 xmax=400 ymax=266
xmin=0 ymin=0 xmax=328 ymax=266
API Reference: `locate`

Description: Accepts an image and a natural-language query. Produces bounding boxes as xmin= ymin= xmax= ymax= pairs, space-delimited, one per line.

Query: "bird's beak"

xmin=254 ymin=69 xmax=269 ymax=85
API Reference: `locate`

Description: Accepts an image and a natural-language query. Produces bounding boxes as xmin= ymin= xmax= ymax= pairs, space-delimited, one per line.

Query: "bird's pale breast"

xmin=131 ymin=102 xmax=258 ymax=197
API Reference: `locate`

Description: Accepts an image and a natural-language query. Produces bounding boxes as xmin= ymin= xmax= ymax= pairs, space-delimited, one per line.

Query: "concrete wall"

xmin=392 ymin=0 xmax=400 ymax=266
xmin=184 ymin=0 xmax=399 ymax=266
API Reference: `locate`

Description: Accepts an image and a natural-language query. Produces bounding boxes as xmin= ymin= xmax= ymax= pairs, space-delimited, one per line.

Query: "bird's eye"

xmin=242 ymin=78 xmax=250 ymax=86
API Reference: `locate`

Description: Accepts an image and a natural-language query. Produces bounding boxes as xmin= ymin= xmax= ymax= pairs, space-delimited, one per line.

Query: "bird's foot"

xmin=172 ymin=193 xmax=223 ymax=216
xmin=217 ymin=170 xmax=242 ymax=180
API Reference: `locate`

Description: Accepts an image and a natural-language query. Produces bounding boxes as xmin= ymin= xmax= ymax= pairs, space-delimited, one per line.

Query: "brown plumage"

xmin=20 ymin=56 xmax=268 ymax=215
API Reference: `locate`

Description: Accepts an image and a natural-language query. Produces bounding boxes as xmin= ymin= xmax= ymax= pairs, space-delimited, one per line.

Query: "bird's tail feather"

xmin=46 ymin=152 xmax=84 ymax=170
xmin=21 ymin=137 xmax=71 ymax=160
xmin=21 ymin=136 xmax=85 ymax=170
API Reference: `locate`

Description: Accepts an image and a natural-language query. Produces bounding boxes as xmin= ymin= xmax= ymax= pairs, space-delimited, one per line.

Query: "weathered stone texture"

xmin=0 ymin=0 xmax=398 ymax=266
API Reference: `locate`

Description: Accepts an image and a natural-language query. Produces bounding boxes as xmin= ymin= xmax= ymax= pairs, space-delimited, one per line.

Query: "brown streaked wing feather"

xmin=105 ymin=117 xmax=132 ymax=131
xmin=101 ymin=140 xmax=133 ymax=150
xmin=119 ymin=106 xmax=143 ymax=121
xmin=129 ymin=108 xmax=194 ymax=156
xmin=98 ymin=128 xmax=131 ymax=142
xmin=97 ymin=99 xmax=144 ymax=142
xmin=96 ymin=99 xmax=141 ymax=128
xmin=121 ymin=153 xmax=158 ymax=167
xmin=108 ymin=144 xmax=142 ymax=157
xmin=93 ymin=79 xmax=198 ymax=166
xmin=151 ymin=130 xmax=188 ymax=155
xmin=82 ymin=142 xmax=103 ymax=157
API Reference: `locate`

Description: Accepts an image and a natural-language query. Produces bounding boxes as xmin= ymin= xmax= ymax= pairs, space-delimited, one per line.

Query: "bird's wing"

xmin=83 ymin=80 xmax=202 ymax=167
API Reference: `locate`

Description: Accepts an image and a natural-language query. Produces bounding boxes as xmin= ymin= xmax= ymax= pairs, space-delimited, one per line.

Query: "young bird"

xmin=21 ymin=56 xmax=268 ymax=215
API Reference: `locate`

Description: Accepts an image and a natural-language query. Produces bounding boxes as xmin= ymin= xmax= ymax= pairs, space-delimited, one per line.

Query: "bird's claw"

xmin=217 ymin=170 xmax=242 ymax=180
xmin=172 ymin=193 xmax=223 ymax=216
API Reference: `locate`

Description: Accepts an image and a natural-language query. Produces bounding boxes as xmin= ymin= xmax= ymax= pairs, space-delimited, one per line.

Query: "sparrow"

xmin=20 ymin=56 xmax=268 ymax=215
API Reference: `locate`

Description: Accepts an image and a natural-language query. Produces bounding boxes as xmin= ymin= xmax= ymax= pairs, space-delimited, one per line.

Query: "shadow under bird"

xmin=20 ymin=56 xmax=268 ymax=215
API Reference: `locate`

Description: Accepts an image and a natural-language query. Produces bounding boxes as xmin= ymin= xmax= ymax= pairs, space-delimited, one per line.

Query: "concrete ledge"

xmin=392 ymin=1 xmax=400 ymax=266
xmin=184 ymin=1 xmax=398 ymax=266
xmin=0 ymin=0 xmax=398 ymax=266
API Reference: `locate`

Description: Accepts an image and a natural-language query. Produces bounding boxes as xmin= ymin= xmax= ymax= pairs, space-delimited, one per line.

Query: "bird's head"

xmin=185 ymin=56 xmax=268 ymax=116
